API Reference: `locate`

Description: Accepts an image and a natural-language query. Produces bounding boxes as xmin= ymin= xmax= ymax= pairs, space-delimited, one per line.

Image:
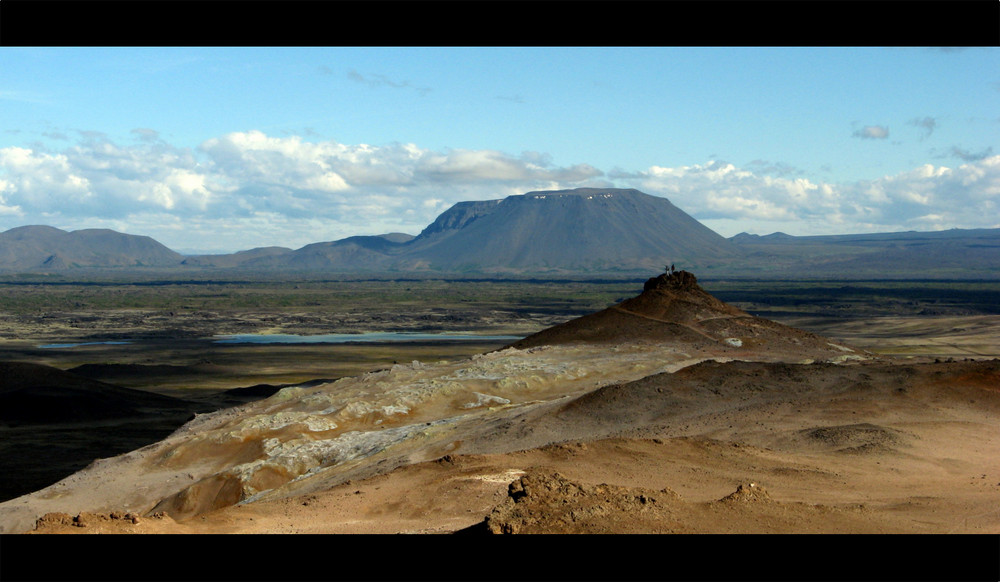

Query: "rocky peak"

xmin=642 ymin=269 xmax=699 ymax=293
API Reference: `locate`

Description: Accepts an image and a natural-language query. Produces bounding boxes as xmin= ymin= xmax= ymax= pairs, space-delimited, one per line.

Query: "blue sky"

xmin=0 ymin=46 xmax=997 ymax=253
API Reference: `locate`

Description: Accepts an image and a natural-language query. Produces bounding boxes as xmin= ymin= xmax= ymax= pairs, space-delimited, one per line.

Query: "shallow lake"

xmin=37 ymin=341 xmax=133 ymax=349
xmin=37 ymin=332 xmax=524 ymax=349
xmin=212 ymin=332 xmax=524 ymax=344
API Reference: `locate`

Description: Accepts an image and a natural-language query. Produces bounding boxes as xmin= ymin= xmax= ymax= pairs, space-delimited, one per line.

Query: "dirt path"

xmin=610 ymin=304 xmax=750 ymax=344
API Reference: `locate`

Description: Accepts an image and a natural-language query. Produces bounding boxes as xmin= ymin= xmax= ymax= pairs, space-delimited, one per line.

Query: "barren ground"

xmin=2 ymin=277 xmax=999 ymax=581
xmin=22 ymin=354 xmax=1000 ymax=537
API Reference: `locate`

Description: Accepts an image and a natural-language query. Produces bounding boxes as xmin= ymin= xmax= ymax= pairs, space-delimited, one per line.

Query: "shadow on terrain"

xmin=0 ymin=360 xmax=305 ymax=502
xmin=0 ymin=339 xmax=515 ymax=503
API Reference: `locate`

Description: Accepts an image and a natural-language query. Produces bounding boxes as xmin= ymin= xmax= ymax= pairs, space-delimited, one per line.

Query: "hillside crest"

xmin=642 ymin=268 xmax=699 ymax=292
xmin=509 ymin=268 xmax=850 ymax=360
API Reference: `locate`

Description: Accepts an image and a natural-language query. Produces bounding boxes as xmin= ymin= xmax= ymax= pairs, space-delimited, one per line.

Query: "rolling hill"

xmin=728 ymin=228 xmax=1000 ymax=278
xmin=0 ymin=225 xmax=183 ymax=270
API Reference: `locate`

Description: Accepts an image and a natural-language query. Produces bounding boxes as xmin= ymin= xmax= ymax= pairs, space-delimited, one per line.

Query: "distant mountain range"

xmin=187 ymin=188 xmax=739 ymax=274
xmin=729 ymin=227 xmax=1000 ymax=278
xmin=0 ymin=225 xmax=183 ymax=270
xmin=2 ymin=188 xmax=999 ymax=278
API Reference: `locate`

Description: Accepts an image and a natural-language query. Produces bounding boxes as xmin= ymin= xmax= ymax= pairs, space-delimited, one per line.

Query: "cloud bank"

xmin=626 ymin=157 xmax=1000 ymax=236
xmin=0 ymin=131 xmax=997 ymax=252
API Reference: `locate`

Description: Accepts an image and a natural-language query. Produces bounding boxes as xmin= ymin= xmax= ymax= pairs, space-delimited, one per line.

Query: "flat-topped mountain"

xmin=184 ymin=188 xmax=742 ymax=275
xmin=398 ymin=188 xmax=740 ymax=273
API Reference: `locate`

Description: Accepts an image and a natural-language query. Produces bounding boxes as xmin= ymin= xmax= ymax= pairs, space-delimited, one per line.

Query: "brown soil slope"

xmin=26 ymin=359 xmax=1000 ymax=538
xmin=509 ymin=270 xmax=854 ymax=361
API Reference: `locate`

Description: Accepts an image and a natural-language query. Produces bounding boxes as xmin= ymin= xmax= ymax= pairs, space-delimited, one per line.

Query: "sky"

xmin=0 ymin=46 xmax=998 ymax=254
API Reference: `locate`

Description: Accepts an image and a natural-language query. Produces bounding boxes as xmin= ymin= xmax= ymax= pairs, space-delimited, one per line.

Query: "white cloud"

xmin=200 ymin=130 xmax=351 ymax=194
xmin=637 ymin=161 xmax=836 ymax=222
xmin=0 ymin=131 xmax=609 ymax=251
xmin=0 ymin=147 xmax=93 ymax=210
xmin=412 ymin=148 xmax=601 ymax=184
xmin=852 ymin=125 xmax=890 ymax=139
xmin=624 ymin=155 xmax=1000 ymax=236
xmin=1 ymin=128 xmax=997 ymax=251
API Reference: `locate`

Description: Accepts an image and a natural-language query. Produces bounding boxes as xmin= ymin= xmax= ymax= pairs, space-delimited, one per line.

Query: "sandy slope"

xmin=4 ymin=272 xmax=999 ymax=540
xmin=22 ymin=359 xmax=1000 ymax=536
